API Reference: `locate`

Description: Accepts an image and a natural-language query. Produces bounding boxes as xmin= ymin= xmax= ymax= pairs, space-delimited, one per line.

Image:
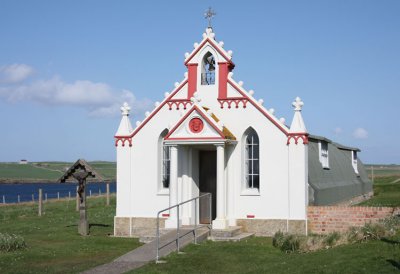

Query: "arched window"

xmin=244 ymin=128 xmax=260 ymax=190
xmin=159 ymin=129 xmax=170 ymax=192
xmin=201 ymin=52 xmax=215 ymax=85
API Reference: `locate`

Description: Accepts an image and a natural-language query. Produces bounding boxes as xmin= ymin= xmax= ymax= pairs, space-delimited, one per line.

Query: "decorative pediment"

xmin=164 ymin=105 xmax=235 ymax=142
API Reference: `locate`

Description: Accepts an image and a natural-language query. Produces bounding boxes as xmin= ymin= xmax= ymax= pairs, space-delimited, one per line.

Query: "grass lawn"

xmin=0 ymin=161 xmax=116 ymax=181
xmin=359 ymin=175 xmax=400 ymax=207
xmin=133 ymin=236 xmax=400 ymax=274
xmin=0 ymin=196 xmax=140 ymax=274
xmin=365 ymin=165 xmax=400 ymax=177
xmin=0 ymin=163 xmax=62 ymax=180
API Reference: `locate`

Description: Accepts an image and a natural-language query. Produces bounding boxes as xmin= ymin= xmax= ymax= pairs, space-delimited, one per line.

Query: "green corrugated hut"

xmin=308 ymin=135 xmax=372 ymax=205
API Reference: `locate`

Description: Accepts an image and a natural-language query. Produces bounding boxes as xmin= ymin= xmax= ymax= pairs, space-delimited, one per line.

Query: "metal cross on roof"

xmin=204 ymin=7 xmax=216 ymax=28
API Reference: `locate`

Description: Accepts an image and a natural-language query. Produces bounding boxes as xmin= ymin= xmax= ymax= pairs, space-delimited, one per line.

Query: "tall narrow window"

xmin=201 ymin=52 xmax=215 ymax=85
xmin=162 ymin=145 xmax=170 ymax=188
xmin=244 ymin=129 xmax=260 ymax=190
xmin=158 ymin=129 xmax=170 ymax=193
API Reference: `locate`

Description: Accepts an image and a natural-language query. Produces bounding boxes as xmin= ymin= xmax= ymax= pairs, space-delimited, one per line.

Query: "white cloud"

xmin=333 ymin=127 xmax=343 ymax=135
xmin=352 ymin=127 xmax=368 ymax=139
xmin=0 ymin=69 xmax=153 ymax=117
xmin=0 ymin=64 xmax=34 ymax=83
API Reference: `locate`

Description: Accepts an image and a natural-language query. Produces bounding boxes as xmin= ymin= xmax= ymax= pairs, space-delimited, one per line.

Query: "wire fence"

xmin=0 ymin=182 xmax=115 ymax=204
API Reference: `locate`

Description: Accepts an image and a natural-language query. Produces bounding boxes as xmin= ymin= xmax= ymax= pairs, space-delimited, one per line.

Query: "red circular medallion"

xmin=189 ymin=118 xmax=204 ymax=133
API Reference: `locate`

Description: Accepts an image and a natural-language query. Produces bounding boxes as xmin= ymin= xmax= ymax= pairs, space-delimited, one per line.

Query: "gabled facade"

xmin=114 ymin=27 xmax=370 ymax=237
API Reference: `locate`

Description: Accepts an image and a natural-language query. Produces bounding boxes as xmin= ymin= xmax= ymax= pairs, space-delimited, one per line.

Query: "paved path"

xmin=81 ymin=227 xmax=210 ymax=274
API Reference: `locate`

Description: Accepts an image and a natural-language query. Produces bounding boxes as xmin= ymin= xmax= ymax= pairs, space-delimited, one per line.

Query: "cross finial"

xmin=121 ymin=102 xmax=131 ymax=116
xmin=204 ymin=7 xmax=216 ymax=28
xmin=292 ymin=97 xmax=304 ymax=111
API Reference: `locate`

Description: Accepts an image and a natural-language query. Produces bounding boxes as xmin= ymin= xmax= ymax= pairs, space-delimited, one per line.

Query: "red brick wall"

xmin=307 ymin=206 xmax=398 ymax=234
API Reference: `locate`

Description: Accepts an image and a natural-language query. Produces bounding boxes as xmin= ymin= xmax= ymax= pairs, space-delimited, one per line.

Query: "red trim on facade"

xmin=218 ymin=62 xmax=228 ymax=99
xmin=227 ymin=79 xmax=289 ymax=136
xmin=166 ymin=137 xmax=224 ymax=141
xmin=164 ymin=105 xmax=226 ymax=140
xmin=218 ymin=97 xmax=249 ymax=109
xmin=246 ymin=215 xmax=255 ymax=219
xmin=162 ymin=213 xmax=170 ymax=217
xmin=184 ymin=38 xmax=235 ymax=68
xmin=287 ymin=133 xmax=309 ymax=145
xmin=115 ymin=137 xmax=132 ymax=147
xmin=166 ymin=99 xmax=192 ymax=110
xmin=114 ymin=79 xmax=188 ymax=142
xmin=187 ymin=64 xmax=198 ymax=99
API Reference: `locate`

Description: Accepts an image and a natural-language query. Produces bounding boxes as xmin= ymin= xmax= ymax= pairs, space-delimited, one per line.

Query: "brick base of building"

xmin=307 ymin=206 xmax=400 ymax=234
xmin=115 ymin=205 xmax=400 ymax=237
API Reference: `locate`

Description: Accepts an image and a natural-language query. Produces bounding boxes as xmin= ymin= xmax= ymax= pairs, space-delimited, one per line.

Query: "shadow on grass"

xmin=386 ymin=259 xmax=400 ymax=270
xmin=381 ymin=238 xmax=400 ymax=245
xmin=65 ymin=223 xmax=110 ymax=228
xmin=89 ymin=223 xmax=110 ymax=228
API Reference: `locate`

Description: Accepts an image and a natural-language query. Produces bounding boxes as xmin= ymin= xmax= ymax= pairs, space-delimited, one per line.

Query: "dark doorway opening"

xmin=199 ymin=150 xmax=217 ymax=224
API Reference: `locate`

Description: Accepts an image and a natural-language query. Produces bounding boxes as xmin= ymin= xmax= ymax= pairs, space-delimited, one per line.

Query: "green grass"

xmin=360 ymin=175 xmax=400 ymax=207
xmin=0 ymin=196 xmax=141 ymax=274
xmin=0 ymin=195 xmax=399 ymax=273
xmin=0 ymin=161 xmax=116 ymax=181
xmin=0 ymin=163 xmax=62 ymax=180
xmin=365 ymin=165 xmax=400 ymax=177
xmin=133 ymin=237 xmax=400 ymax=274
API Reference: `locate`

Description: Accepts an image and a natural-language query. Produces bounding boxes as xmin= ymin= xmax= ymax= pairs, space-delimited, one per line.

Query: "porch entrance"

xmin=199 ymin=150 xmax=217 ymax=224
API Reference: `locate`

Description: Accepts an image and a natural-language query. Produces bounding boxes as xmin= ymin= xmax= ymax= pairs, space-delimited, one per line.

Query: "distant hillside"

xmin=0 ymin=161 xmax=116 ymax=183
xmin=365 ymin=164 xmax=400 ymax=177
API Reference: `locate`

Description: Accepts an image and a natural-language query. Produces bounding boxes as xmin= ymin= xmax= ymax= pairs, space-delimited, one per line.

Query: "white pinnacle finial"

xmin=289 ymin=96 xmax=307 ymax=133
xmin=292 ymin=97 xmax=304 ymax=111
xmin=121 ymin=102 xmax=131 ymax=116
xmin=190 ymin=92 xmax=201 ymax=105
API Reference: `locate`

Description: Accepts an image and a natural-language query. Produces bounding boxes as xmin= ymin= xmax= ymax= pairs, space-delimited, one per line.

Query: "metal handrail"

xmin=156 ymin=192 xmax=212 ymax=263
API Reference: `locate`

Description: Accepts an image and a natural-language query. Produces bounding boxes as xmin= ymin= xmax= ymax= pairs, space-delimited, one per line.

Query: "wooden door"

xmin=199 ymin=150 xmax=216 ymax=224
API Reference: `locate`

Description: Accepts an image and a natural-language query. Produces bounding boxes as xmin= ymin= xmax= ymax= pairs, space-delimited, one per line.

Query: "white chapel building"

xmin=114 ymin=27 xmax=371 ymax=237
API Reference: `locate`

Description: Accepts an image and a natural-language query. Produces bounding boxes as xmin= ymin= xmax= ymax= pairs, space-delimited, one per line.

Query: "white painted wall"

xmin=115 ymin=27 xmax=308 ymax=225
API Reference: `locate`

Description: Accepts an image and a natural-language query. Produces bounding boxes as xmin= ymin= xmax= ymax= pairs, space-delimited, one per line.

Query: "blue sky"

xmin=0 ymin=1 xmax=399 ymax=164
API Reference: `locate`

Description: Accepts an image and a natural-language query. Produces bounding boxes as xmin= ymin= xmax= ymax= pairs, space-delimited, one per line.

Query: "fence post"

xmin=106 ymin=183 xmax=110 ymax=206
xmin=38 ymin=189 xmax=43 ymax=216
xmin=32 ymin=194 xmax=35 ymax=202
xmin=99 ymin=189 xmax=101 ymax=196
xmin=89 ymin=190 xmax=92 ymax=197
xmin=76 ymin=186 xmax=79 ymax=212
xmin=57 ymin=192 xmax=60 ymax=200
xmin=18 ymin=195 xmax=20 ymax=203
xmin=45 ymin=193 xmax=48 ymax=203
xmin=2 ymin=195 xmax=5 ymax=204
xmin=69 ymin=191 xmax=71 ymax=200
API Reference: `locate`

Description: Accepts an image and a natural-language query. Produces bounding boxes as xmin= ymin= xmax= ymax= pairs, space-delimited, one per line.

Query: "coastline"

xmin=0 ymin=179 xmax=115 ymax=184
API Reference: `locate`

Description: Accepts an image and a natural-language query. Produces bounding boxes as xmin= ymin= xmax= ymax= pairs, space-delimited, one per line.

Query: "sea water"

xmin=0 ymin=182 xmax=116 ymax=203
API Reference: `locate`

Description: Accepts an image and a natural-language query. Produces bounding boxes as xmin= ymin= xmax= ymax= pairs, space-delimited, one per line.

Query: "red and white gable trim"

xmin=184 ymin=36 xmax=235 ymax=69
xmin=164 ymin=105 xmax=228 ymax=142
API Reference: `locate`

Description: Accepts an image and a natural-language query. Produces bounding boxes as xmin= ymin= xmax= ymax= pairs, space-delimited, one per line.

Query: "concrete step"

xmin=209 ymin=232 xmax=254 ymax=242
xmin=211 ymin=226 xmax=242 ymax=238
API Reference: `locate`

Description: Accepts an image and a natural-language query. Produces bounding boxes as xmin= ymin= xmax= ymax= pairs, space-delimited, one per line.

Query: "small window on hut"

xmin=319 ymin=141 xmax=329 ymax=169
xmin=352 ymin=151 xmax=359 ymax=175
